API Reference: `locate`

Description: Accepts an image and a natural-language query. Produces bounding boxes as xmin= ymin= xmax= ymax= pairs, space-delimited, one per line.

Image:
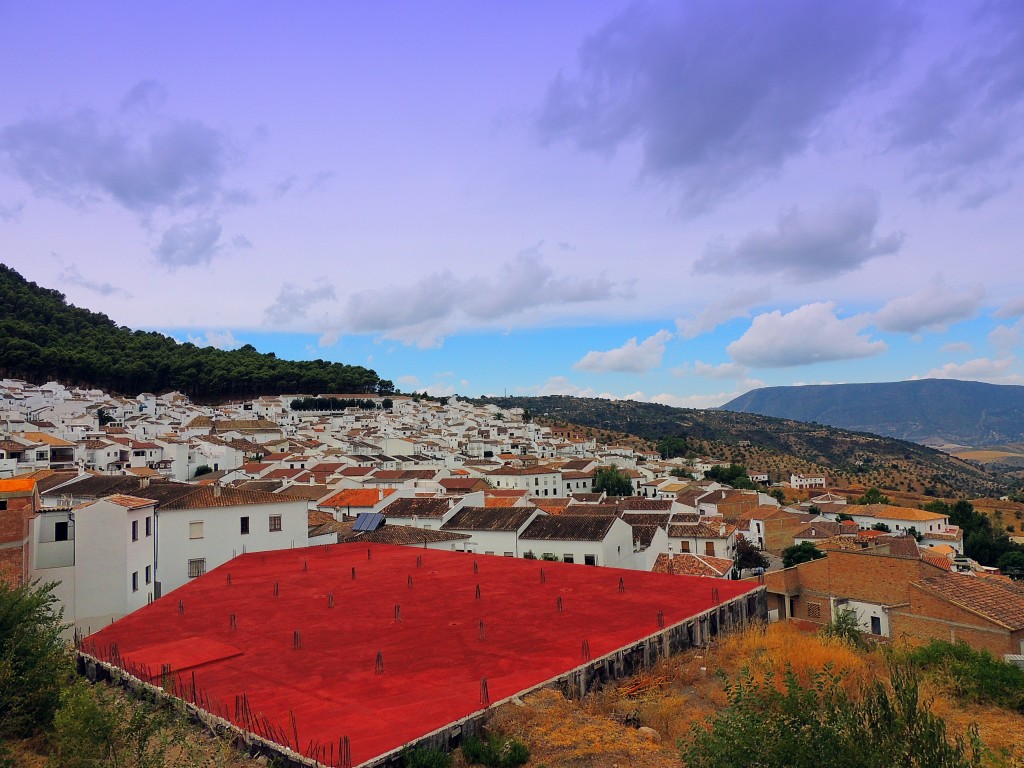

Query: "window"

xmin=131 ymin=572 xmax=139 ymax=592
xmin=188 ymin=558 xmax=206 ymax=578
xmin=54 ymin=521 xmax=69 ymax=542
xmin=145 ymin=565 xmax=151 ymax=584
xmin=807 ymin=602 xmax=822 ymax=620
xmin=870 ymin=616 xmax=881 ymax=635
xmin=679 ymin=541 xmax=691 ymax=553
xmin=503 ymin=552 xmax=514 ymax=557
xmin=145 ymin=516 xmax=152 ymax=536
xmin=189 ymin=521 xmax=204 ymax=539
xmin=240 ymin=516 xmax=250 ymax=535
xmin=563 ymin=554 xmax=574 ymax=564
xmin=132 ymin=520 xmax=139 ymax=541
xmin=584 ymin=554 xmax=597 ymax=566
xmin=269 ymin=515 xmax=282 ymax=532
xmin=705 ymin=541 xmax=715 ymax=556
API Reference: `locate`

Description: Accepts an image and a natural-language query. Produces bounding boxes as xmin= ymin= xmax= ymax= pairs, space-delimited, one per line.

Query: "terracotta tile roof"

xmin=319 ymin=488 xmax=394 ymax=509
xmin=485 ymin=496 xmax=521 ymax=508
xmin=652 ymin=553 xmax=733 ymax=577
xmin=857 ymin=504 xmax=948 ymax=522
xmin=442 ymin=506 xmax=537 ymax=532
xmin=568 ymin=492 xmax=604 ymax=503
xmin=921 ymin=552 xmax=953 ymax=571
xmin=158 ymin=485 xmax=298 ymax=510
xmin=629 ymin=523 xmax=662 ymax=548
xmin=915 ymin=572 xmax=1024 ymax=631
xmin=617 ymin=498 xmax=673 ymax=511
xmin=105 ymin=494 xmax=157 ymax=509
xmin=668 ymin=522 xmax=732 ymax=539
xmin=620 ymin=513 xmax=671 ymax=527
xmin=340 ymin=525 xmax=471 ymax=545
xmin=520 ymin=515 xmax=616 ymax=542
xmin=276 ymin=484 xmax=331 ymax=501
xmin=561 ymin=504 xmax=619 ymax=517
xmin=0 ymin=478 xmax=38 ymax=495
xmin=380 ymin=496 xmax=451 ymax=519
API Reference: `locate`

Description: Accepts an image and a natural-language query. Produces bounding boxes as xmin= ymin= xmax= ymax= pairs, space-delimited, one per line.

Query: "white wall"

xmin=156 ymin=499 xmax=308 ymax=595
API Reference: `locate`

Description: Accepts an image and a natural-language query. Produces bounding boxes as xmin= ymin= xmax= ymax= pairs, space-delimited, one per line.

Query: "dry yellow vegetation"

xmin=490 ymin=623 xmax=1024 ymax=768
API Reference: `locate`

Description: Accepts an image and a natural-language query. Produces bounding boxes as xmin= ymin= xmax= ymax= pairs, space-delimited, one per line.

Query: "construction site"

xmin=80 ymin=543 xmax=766 ymax=767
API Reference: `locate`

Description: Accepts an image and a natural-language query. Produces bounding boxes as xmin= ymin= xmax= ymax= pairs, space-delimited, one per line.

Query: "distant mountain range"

xmin=721 ymin=379 xmax=1024 ymax=448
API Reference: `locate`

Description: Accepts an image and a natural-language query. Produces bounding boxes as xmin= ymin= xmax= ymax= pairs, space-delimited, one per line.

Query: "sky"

xmin=2 ymin=0 xmax=1024 ymax=405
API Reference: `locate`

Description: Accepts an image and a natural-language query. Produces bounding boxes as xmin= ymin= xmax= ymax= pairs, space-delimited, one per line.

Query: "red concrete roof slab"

xmin=85 ymin=544 xmax=757 ymax=767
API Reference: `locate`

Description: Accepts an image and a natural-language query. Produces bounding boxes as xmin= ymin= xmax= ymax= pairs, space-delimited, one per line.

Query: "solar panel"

xmin=353 ymin=512 xmax=385 ymax=532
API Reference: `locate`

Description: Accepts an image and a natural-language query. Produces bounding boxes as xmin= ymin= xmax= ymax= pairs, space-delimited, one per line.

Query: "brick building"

xmin=0 ymin=478 xmax=39 ymax=586
xmin=764 ymin=547 xmax=1024 ymax=657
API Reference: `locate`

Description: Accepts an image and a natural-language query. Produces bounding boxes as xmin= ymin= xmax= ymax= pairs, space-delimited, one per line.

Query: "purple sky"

xmin=2 ymin=1 xmax=1024 ymax=404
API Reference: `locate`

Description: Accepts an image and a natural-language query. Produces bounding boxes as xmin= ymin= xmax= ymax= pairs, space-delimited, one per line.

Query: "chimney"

xmin=213 ymin=482 xmax=222 ymax=498
xmin=719 ymin=524 xmax=726 ymax=537
xmin=139 ymin=476 xmax=150 ymax=489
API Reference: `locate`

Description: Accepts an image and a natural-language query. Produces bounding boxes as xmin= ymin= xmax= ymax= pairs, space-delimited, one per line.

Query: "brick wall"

xmin=0 ymin=494 xmax=37 ymax=587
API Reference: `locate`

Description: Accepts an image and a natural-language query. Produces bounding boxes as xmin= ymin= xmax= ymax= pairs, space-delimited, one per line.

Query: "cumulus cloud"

xmin=995 ymin=295 xmax=1024 ymax=319
xmin=692 ymin=361 xmax=750 ymax=379
xmin=187 ymin=330 xmax=241 ymax=350
xmin=886 ymin=1 xmax=1024 ymax=206
xmin=0 ymin=102 xmax=233 ymax=214
xmin=119 ymin=79 xmax=168 ymax=113
xmin=989 ymin=320 xmax=1023 ymax=352
xmin=915 ymin=356 xmax=1024 ymax=384
xmin=57 ymin=263 xmax=131 ymax=298
xmin=676 ymin=288 xmax=767 ymax=339
xmin=536 ymin=0 xmax=914 ymax=210
xmin=574 ymin=330 xmax=673 ymax=373
xmin=154 ymin=218 xmax=223 ymax=268
xmin=650 ymin=378 xmax=765 ymax=410
xmin=264 ymin=282 xmax=337 ymax=326
xmin=872 ymin=275 xmax=984 ymax=333
xmin=693 ymin=190 xmax=904 ymax=280
xmin=339 ymin=250 xmax=625 ymax=347
xmin=727 ymin=302 xmax=886 ymax=367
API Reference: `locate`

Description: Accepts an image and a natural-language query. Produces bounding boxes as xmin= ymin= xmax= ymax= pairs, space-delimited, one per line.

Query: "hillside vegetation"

xmin=488 ymin=622 xmax=1024 ymax=768
xmin=480 ymin=395 xmax=1011 ymax=496
xmin=721 ymin=379 xmax=1024 ymax=448
xmin=0 ymin=264 xmax=391 ymax=400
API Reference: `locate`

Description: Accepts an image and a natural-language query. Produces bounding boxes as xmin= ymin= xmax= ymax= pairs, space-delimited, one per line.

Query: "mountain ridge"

xmin=720 ymin=379 xmax=1024 ymax=448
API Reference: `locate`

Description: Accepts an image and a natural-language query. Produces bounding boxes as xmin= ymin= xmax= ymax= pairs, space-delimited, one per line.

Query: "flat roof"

xmin=84 ymin=543 xmax=757 ymax=767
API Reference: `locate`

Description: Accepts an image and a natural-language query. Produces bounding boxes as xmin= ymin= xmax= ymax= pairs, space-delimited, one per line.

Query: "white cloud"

xmin=693 ymin=190 xmax=904 ymax=280
xmin=650 ymin=379 xmax=764 ymax=410
xmin=574 ymin=330 xmax=673 ymax=373
xmin=264 ymin=282 xmax=337 ymax=327
xmin=186 ymin=329 xmax=240 ymax=350
xmin=940 ymin=341 xmax=973 ymax=353
xmin=872 ymin=275 xmax=984 ymax=333
xmin=396 ymin=375 xmax=421 ymax=388
xmin=154 ymin=218 xmax=223 ymax=269
xmin=727 ymin=302 xmax=887 ymax=368
xmin=339 ymin=250 xmax=625 ymax=347
xmin=676 ymin=288 xmax=767 ymax=339
xmin=692 ymin=361 xmax=750 ymax=380
xmin=995 ymin=296 xmax=1024 ymax=319
xmin=915 ymin=356 xmax=1024 ymax=384
xmin=989 ymin=320 xmax=1023 ymax=352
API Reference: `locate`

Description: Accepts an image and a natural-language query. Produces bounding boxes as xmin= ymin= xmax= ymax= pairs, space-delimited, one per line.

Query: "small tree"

xmin=193 ymin=464 xmax=212 ymax=477
xmin=782 ymin=542 xmax=826 ymax=568
xmin=856 ymin=487 xmax=890 ymax=505
xmin=0 ymin=580 xmax=68 ymax=739
xmin=734 ymin=538 xmax=770 ymax=574
xmin=871 ymin=522 xmax=891 ymax=533
xmin=593 ymin=465 xmax=633 ymax=497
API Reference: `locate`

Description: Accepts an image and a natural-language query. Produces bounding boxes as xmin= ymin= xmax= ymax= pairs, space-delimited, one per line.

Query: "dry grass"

xmin=488 ymin=623 xmax=1024 ymax=768
xmin=954 ymin=450 xmax=1024 ymax=464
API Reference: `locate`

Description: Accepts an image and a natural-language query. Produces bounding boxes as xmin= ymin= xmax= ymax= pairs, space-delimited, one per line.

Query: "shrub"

xmin=0 ymin=580 xmax=68 ymax=738
xmin=193 ymin=464 xmax=212 ymax=477
xmin=402 ymin=746 xmax=451 ymax=768
xmin=680 ymin=660 xmax=981 ymax=768
xmin=462 ymin=734 xmax=529 ymax=767
xmin=907 ymin=640 xmax=1024 ymax=712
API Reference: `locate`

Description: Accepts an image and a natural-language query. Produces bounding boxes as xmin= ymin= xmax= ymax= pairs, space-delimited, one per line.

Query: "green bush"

xmin=907 ymin=640 xmax=1024 ymax=712
xmin=47 ymin=680 xmax=169 ymax=768
xmin=462 ymin=734 xmax=530 ymax=767
xmin=402 ymin=746 xmax=451 ymax=768
xmin=0 ymin=580 xmax=68 ymax=738
xmin=680 ymin=661 xmax=981 ymax=768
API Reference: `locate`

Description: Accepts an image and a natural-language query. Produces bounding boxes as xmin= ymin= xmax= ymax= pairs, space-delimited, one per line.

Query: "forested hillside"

xmin=478 ymin=395 xmax=1010 ymax=496
xmin=0 ymin=264 xmax=391 ymax=400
